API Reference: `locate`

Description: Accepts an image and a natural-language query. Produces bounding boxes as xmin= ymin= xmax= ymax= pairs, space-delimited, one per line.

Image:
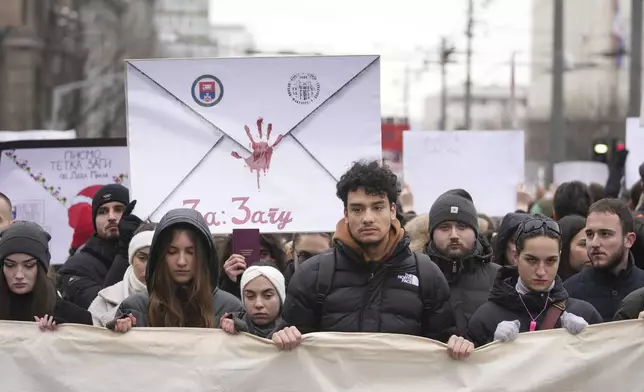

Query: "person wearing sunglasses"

xmin=465 ymin=216 xmax=602 ymax=347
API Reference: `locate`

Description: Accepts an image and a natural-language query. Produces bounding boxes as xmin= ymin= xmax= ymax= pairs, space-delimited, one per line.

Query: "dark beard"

xmin=596 ymin=246 xmax=626 ymax=272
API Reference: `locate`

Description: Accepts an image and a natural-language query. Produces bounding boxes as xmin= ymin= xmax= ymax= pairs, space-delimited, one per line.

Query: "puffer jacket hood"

xmin=493 ymin=212 xmax=531 ymax=266
xmin=425 ymin=233 xmax=493 ymax=282
xmin=146 ymin=208 xmax=218 ymax=293
xmin=489 ymin=265 xmax=568 ymax=313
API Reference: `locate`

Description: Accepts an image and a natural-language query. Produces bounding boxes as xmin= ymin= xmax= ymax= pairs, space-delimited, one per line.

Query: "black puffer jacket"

xmin=282 ymin=225 xmax=455 ymax=343
xmin=466 ymin=266 xmax=602 ymax=347
xmin=59 ymin=235 xmax=119 ymax=309
xmin=425 ymin=235 xmax=500 ymax=335
xmin=564 ymin=252 xmax=644 ymax=321
xmin=493 ymin=213 xmax=530 ymax=266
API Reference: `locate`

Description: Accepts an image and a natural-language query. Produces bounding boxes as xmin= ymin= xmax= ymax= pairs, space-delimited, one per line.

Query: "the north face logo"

xmin=398 ymin=273 xmax=419 ymax=287
xmin=450 ymin=206 xmax=458 ymax=214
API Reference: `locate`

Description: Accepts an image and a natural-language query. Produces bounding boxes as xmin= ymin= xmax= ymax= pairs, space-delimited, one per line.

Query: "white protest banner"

xmin=0 ymin=139 xmax=129 ymax=264
xmin=1 ymin=320 xmax=643 ymax=391
xmin=403 ymin=131 xmax=524 ymax=217
xmin=627 ymin=117 xmax=644 ymax=187
xmin=125 ymin=56 xmax=381 ymax=233
xmin=554 ymin=161 xmax=609 ymax=186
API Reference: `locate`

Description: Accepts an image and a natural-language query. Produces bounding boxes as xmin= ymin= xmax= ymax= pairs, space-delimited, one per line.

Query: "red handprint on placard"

xmin=231 ymin=118 xmax=284 ymax=190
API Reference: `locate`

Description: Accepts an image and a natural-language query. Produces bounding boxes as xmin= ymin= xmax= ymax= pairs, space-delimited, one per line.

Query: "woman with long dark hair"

xmin=557 ymin=215 xmax=589 ymax=281
xmin=0 ymin=221 xmax=91 ymax=329
xmin=109 ymin=209 xmax=242 ymax=331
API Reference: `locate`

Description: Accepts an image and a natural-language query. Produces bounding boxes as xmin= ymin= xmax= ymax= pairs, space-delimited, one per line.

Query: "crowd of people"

xmin=1 ymin=153 xmax=644 ymax=364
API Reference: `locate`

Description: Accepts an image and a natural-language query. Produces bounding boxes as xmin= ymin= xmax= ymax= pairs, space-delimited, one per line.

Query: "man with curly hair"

xmin=272 ymin=161 xmax=473 ymax=360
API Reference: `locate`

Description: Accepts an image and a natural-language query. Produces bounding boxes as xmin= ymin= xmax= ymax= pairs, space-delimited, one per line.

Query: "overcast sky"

xmin=210 ymin=0 xmax=533 ymax=125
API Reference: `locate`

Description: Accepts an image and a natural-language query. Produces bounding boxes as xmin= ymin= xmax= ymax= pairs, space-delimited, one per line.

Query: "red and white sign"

xmin=125 ymin=56 xmax=381 ymax=232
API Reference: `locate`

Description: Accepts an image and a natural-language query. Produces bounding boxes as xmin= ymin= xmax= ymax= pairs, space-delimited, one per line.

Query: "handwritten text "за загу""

xmin=183 ymin=197 xmax=293 ymax=230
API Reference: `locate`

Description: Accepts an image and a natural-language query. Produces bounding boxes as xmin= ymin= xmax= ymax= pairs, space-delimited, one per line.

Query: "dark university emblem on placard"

xmin=287 ymin=73 xmax=320 ymax=104
xmin=191 ymin=75 xmax=224 ymax=107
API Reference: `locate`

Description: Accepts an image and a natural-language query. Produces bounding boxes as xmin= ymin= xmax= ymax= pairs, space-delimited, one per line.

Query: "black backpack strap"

xmin=315 ymin=248 xmax=336 ymax=309
xmin=415 ymin=252 xmax=434 ymax=334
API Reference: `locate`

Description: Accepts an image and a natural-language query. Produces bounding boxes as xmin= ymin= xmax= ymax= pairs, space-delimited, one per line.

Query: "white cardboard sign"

xmin=125 ymin=56 xmax=381 ymax=233
xmin=0 ymin=141 xmax=129 ymax=264
xmin=554 ymin=161 xmax=609 ymax=186
xmin=627 ymin=117 xmax=644 ymax=187
xmin=403 ymin=131 xmax=524 ymax=217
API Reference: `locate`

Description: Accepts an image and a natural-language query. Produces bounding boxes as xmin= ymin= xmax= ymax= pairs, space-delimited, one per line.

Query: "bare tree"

xmin=75 ymin=0 xmax=157 ymax=138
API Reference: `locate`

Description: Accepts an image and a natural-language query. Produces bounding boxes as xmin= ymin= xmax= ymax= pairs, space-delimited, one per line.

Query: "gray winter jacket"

xmin=109 ymin=208 xmax=242 ymax=328
xmin=116 ymin=288 xmax=242 ymax=327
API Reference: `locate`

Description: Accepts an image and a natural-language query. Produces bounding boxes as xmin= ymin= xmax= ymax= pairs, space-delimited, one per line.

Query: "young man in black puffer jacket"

xmin=271 ymin=161 xmax=474 ymax=360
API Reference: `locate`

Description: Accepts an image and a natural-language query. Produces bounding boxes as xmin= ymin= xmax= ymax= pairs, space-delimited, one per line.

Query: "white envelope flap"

xmin=126 ymin=56 xmax=379 ymax=153
xmin=290 ymin=58 xmax=381 ymax=180
xmin=126 ymin=63 xmax=226 ymax=220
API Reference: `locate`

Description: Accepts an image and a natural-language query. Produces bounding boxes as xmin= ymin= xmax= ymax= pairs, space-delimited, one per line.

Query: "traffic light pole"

xmin=628 ymin=0 xmax=643 ymax=118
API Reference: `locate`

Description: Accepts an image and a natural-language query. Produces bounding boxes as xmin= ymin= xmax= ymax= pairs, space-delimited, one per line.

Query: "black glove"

xmin=118 ymin=200 xmax=143 ymax=257
xmin=611 ymin=149 xmax=629 ymax=170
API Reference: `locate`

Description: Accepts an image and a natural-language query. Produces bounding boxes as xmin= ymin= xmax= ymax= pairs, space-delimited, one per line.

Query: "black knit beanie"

xmin=441 ymin=188 xmax=474 ymax=203
xmin=92 ymin=184 xmax=129 ymax=231
xmin=0 ymin=221 xmax=51 ymax=270
xmin=429 ymin=194 xmax=479 ymax=238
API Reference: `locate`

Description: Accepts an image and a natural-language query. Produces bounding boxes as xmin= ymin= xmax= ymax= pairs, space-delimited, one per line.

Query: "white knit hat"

xmin=128 ymin=231 xmax=155 ymax=265
xmin=240 ymin=265 xmax=286 ymax=305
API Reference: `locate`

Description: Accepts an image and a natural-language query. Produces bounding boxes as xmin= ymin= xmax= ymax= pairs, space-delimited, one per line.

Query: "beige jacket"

xmin=88 ymin=281 xmax=130 ymax=327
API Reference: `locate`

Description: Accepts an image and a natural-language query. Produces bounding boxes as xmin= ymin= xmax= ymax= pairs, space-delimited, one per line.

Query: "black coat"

xmin=53 ymin=298 xmax=93 ymax=325
xmin=564 ymin=252 xmax=644 ymax=321
xmin=58 ymin=235 xmax=119 ymax=309
xmin=102 ymin=254 xmax=129 ymax=288
xmin=425 ymin=235 xmax=500 ymax=335
xmin=1 ymin=292 xmax=92 ymax=326
xmin=614 ymin=286 xmax=644 ymax=320
xmin=631 ymin=214 xmax=644 ymax=270
xmin=466 ymin=266 xmax=602 ymax=347
xmin=281 ymin=236 xmax=455 ymax=343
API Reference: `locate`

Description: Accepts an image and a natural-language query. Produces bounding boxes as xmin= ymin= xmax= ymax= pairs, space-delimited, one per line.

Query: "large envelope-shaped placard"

xmin=125 ymin=56 xmax=381 ymax=232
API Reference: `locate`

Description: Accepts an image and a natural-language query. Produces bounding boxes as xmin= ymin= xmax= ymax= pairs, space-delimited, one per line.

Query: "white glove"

xmin=560 ymin=311 xmax=588 ymax=335
xmin=494 ymin=320 xmax=520 ymax=342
